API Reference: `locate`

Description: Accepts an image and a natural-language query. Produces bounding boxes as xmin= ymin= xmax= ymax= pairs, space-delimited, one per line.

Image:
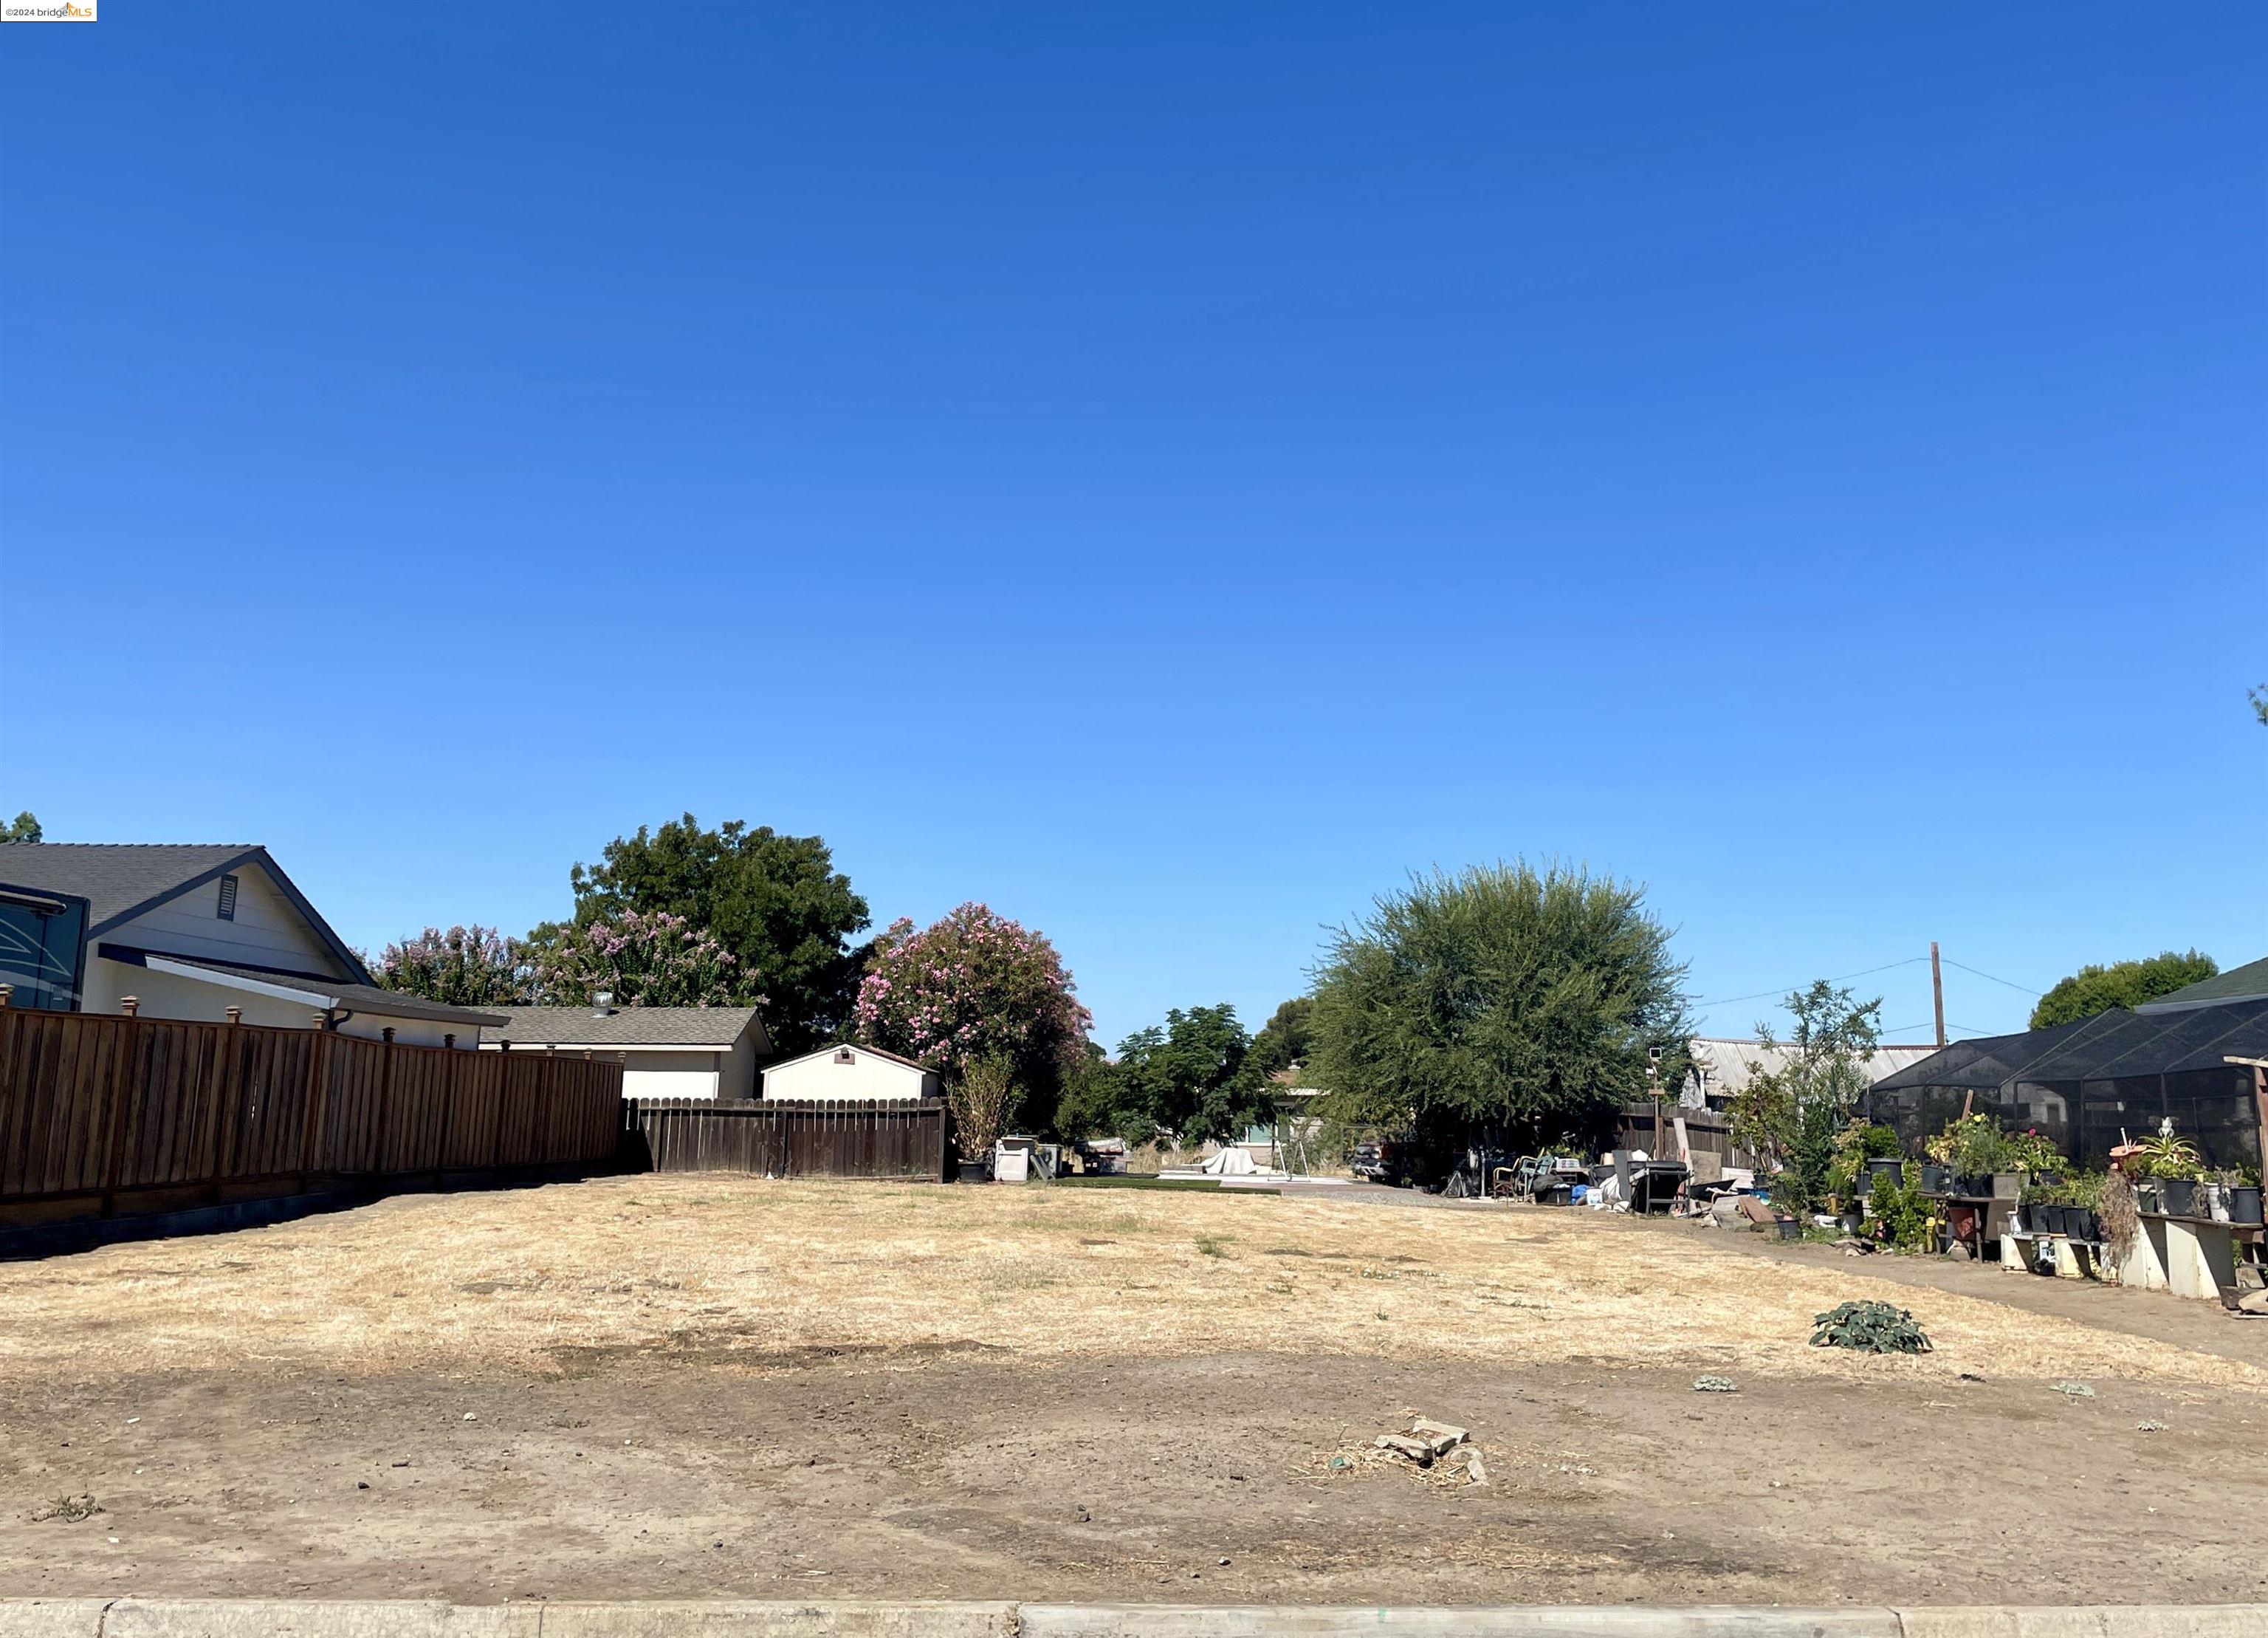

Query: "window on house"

xmin=216 ymin=874 xmax=238 ymax=921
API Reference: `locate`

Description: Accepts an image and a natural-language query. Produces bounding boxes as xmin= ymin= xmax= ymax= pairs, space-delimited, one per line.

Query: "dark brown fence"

xmin=625 ymin=1097 xmax=946 ymax=1181
xmin=0 ymin=1007 xmax=624 ymax=1229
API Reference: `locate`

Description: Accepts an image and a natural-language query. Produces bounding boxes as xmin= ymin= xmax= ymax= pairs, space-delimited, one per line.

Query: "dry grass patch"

xmin=0 ymin=1173 xmax=2259 ymax=1391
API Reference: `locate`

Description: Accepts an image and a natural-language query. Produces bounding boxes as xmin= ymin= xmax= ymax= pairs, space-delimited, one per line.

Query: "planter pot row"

xmin=2135 ymin=1179 xmax=2266 ymax=1224
xmin=2022 ymin=1202 xmax=2101 ymax=1240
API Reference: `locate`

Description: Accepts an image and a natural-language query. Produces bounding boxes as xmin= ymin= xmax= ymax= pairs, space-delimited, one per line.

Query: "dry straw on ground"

xmin=1 ymin=1174 xmax=2259 ymax=1391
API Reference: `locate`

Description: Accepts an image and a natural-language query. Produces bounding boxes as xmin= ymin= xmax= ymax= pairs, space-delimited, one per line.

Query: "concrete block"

xmin=0 ymin=1601 xmax=111 ymax=1638
xmin=1019 ymin=1607 xmax=1901 ymax=1637
xmin=103 ymin=1604 xmax=533 ymax=1638
xmin=1896 ymin=1609 xmax=2268 ymax=1638
xmin=535 ymin=1603 xmax=1017 ymax=1638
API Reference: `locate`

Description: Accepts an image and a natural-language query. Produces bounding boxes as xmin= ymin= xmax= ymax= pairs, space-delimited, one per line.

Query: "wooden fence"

xmin=0 ymin=1006 xmax=624 ymax=1229
xmin=1616 ymin=1102 xmax=1767 ymax=1173
xmin=625 ymin=1097 xmax=947 ymax=1181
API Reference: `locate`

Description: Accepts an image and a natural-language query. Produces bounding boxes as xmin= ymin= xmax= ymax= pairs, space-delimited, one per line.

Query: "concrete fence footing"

xmin=0 ymin=1602 xmax=2261 ymax=1638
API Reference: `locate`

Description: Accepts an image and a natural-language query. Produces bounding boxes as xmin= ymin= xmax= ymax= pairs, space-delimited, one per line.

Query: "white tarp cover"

xmin=1200 ymin=1145 xmax=1258 ymax=1176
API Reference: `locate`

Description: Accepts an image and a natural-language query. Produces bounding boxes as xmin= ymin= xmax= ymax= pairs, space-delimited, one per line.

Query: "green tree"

xmin=2251 ymin=685 xmax=2267 ymax=728
xmin=1307 ymin=862 xmax=1692 ymax=1163
xmin=371 ymin=925 xmax=531 ymax=1007
xmin=524 ymin=908 xmax=740 ymax=1007
xmin=563 ymin=815 xmax=869 ymax=1053
xmin=2030 ymin=950 xmax=2219 ymax=1029
xmin=1 ymin=812 xmax=41 ymax=844
xmin=1245 ymin=996 xmax=1314 ymax=1084
xmin=1115 ymin=1004 xmax=1273 ymax=1145
xmin=1054 ymin=1041 xmax=1146 ymax=1145
xmin=1725 ymin=981 xmax=1884 ymax=1216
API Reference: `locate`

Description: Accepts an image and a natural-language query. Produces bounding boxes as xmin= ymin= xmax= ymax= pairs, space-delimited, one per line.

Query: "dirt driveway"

xmin=1 ymin=1176 xmax=2264 ymax=1607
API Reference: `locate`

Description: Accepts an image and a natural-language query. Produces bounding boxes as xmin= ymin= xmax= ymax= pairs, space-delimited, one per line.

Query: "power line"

xmin=1939 ymin=957 xmax=2041 ymax=997
xmin=1696 ymin=957 xmax=1929 ymax=1011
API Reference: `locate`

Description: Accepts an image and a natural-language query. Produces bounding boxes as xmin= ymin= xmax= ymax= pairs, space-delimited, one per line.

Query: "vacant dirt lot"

xmin=1 ymin=1176 xmax=2264 ymax=1606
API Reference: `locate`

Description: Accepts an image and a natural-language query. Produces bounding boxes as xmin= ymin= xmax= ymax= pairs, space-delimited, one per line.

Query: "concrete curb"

xmin=0 ymin=1603 xmax=2261 ymax=1638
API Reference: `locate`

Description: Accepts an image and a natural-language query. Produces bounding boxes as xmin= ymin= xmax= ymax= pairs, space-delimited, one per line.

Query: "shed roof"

xmin=2137 ymin=956 xmax=2268 ymax=1014
xmin=1870 ymin=1000 xmax=2268 ymax=1093
xmin=488 ymin=1005 xmax=769 ymax=1051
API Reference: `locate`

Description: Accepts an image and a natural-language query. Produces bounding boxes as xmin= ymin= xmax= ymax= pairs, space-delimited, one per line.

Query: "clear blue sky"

xmin=4 ymin=4 xmax=2261 ymax=1048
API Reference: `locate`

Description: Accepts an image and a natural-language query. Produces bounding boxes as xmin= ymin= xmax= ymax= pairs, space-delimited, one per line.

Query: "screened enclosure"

xmin=1868 ymin=999 xmax=2268 ymax=1172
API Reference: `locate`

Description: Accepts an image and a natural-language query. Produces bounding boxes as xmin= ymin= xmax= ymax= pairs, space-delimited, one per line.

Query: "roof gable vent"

xmin=834 ymin=1048 xmax=856 ymax=1066
xmin=216 ymin=874 xmax=238 ymax=921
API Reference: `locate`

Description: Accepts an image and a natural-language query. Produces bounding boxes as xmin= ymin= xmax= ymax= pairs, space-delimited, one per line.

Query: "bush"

xmin=1866 ymin=1162 xmax=1934 ymax=1252
xmin=1810 ymin=1301 xmax=1932 ymax=1354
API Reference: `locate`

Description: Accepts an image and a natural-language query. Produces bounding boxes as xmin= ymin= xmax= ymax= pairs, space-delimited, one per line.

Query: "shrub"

xmin=1866 ymin=1162 xmax=1934 ymax=1252
xmin=1810 ymin=1301 xmax=1932 ymax=1354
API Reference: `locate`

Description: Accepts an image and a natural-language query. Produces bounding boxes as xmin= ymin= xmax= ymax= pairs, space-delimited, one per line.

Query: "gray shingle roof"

xmin=2137 ymin=955 xmax=2268 ymax=1014
xmin=0 ymin=844 xmax=261 ymax=931
xmin=489 ymin=1006 xmax=767 ymax=1050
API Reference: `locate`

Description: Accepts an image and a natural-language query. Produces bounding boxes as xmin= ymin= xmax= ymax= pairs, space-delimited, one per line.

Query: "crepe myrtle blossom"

xmin=527 ymin=908 xmax=744 ymax=1009
xmin=853 ymin=903 xmax=1090 ymax=1093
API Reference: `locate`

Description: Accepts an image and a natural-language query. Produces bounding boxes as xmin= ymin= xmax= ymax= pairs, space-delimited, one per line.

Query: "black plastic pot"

xmin=1920 ymin=1164 xmax=1952 ymax=1194
xmin=955 ymin=1159 xmax=993 ymax=1184
xmin=2077 ymin=1209 xmax=2102 ymax=1241
xmin=2231 ymin=1187 xmax=2264 ymax=1226
xmin=2159 ymin=1178 xmax=2199 ymax=1217
xmin=2019 ymin=1202 xmax=2042 ymax=1233
xmin=1866 ymin=1158 xmax=1904 ymax=1190
xmin=1776 ymin=1216 xmax=1801 ymax=1240
xmin=2041 ymin=1204 xmax=2069 ymax=1236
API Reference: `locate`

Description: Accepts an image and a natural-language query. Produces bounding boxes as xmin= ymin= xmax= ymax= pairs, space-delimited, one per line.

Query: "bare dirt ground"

xmin=1 ymin=1175 xmax=2264 ymax=1607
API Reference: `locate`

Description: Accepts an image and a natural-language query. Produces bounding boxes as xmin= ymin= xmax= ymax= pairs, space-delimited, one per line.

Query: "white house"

xmin=0 ymin=842 xmax=502 ymax=1046
xmin=761 ymin=1042 xmax=940 ymax=1101
xmin=482 ymin=1004 xmax=770 ymax=1100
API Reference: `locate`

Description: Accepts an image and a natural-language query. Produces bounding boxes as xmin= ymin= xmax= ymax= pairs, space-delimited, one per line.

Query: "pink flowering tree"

xmin=525 ymin=908 xmax=743 ymax=1008
xmin=371 ymin=925 xmax=532 ymax=1007
xmin=853 ymin=903 xmax=1092 ymax=1128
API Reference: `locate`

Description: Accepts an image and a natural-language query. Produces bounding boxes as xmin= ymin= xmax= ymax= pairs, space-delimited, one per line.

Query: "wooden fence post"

xmin=298 ymin=1012 xmax=332 ymax=1190
xmin=97 ymin=1006 xmax=142 ymax=1216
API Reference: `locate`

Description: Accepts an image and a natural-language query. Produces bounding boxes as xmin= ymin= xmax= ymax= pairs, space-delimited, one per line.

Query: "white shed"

xmin=483 ymin=1004 xmax=769 ymax=1100
xmin=762 ymin=1043 xmax=939 ymax=1102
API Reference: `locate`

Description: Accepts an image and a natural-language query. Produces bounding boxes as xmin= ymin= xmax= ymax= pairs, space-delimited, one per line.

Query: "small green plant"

xmin=1810 ymin=1300 xmax=1932 ymax=1355
xmin=1826 ymin=1123 xmax=1901 ymax=1203
xmin=2131 ymin=1122 xmax=2203 ymax=1182
xmin=28 ymin=1495 xmax=102 ymax=1524
xmin=1193 ymin=1235 xmax=1231 ymax=1258
xmin=1866 ymin=1162 xmax=1935 ymax=1252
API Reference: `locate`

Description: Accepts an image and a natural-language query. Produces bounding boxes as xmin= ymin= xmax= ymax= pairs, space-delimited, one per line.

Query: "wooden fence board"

xmin=625 ymin=1097 xmax=946 ymax=1182
xmin=0 ymin=1008 xmax=624 ymax=1225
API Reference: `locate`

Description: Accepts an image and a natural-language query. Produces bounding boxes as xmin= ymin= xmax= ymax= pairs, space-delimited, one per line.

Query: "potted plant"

xmin=946 ymin=1055 xmax=1016 ymax=1183
xmin=2229 ymin=1165 xmax=2265 ymax=1227
xmin=2064 ymin=1172 xmax=2106 ymax=1241
xmin=2134 ymin=1126 xmax=2203 ymax=1216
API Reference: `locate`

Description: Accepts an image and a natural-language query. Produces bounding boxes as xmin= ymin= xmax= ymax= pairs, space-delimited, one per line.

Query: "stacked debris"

xmin=1373 ymin=1417 xmax=1488 ymax=1485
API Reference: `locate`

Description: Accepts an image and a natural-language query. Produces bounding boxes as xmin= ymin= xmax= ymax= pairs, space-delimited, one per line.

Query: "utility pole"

xmin=1930 ymin=941 xmax=1946 ymax=1049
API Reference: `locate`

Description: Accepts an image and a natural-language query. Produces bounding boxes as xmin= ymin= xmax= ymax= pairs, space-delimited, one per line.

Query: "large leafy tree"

xmin=1245 ymin=996 xmax=1315 ymax=1084
xmin=563 ymin=815 xmax=869 ymax=1052
xmin=371 ymin=925 xmax=531 ymax=1007
xmin=1725 ymin=981 xmax=1883 ymax=1215
xmin=1308 ymin=862 xmax=1692 ymax=1161
xmin=1115 ymin=1004 xmax=1274 ymax=1146
xmin=2030 ymin=950 xmax=2219 ymax=1029
xmin=1 ymin=812 xmax=41 ymax=844
xmin=853 ymin=902 xmax=1090 ymax=1130
xmin=524 ymin=908 xmax=740 ymax=1007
